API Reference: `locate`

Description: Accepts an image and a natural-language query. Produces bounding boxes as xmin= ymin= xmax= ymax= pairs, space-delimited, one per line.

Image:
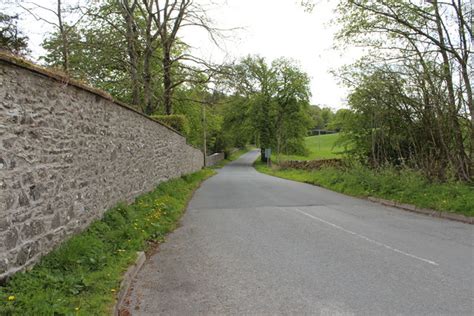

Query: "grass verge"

xmin=0 ymin=169 xmax=215 ymax=315
xmin=255 ymin=162 xmax=473 ymax=217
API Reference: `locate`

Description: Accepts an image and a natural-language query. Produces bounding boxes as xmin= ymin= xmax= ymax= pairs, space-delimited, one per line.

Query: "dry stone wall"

xmin=0 ymin=56 xmax=203 ymax=279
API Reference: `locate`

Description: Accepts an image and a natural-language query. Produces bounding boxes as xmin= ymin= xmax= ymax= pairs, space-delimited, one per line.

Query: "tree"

xmin=223 ymin=56 xmax=313 ymax=158
xmin=320 ymin=107 xmax=334 ymax=129
xmin=41 ymin=0 xmax=162 ymax=111
xmin=333 ymin=0 xmax=473 ymax=181
xmin=41 ymin=0 xmax=223 ymax=115
xmin=327 ymin=109 xmax=351 ymax=132
xmin=0 ymin=13 xmax=29 ymax=55
xmin=119 ymin=0 xmax=141 ymax=106
xmin=41 ymin=9 xmax=140 ymax=103
xmin=308 ymin=105 xmax=324 ymax=129
xmin=20 ymin=0 xmax=88 ymax=73
xmin=145 ymin=0 xmax=222 ymax=115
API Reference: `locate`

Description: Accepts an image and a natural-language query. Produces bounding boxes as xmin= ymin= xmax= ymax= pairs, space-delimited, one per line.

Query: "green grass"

xmin=255 ymin=162 xmax=474 ymax=217
xmin=209 ymin=147 xmax=251 ymax=169
xmin=277 ymin=133 xmax=344 ymax=161
xmin=0 ymin=169 xmax=215 ymax=315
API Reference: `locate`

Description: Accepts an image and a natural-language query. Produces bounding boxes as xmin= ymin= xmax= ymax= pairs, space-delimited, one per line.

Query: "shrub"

xmin=152 ymin=114 xmax=190 ymax=135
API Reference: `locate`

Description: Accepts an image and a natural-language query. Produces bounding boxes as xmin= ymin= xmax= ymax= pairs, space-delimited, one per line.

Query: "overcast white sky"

xmin=9 ymin=0 xmax=363 ymax=109
xmin=183 ymin=0 xmax=364 ymax=109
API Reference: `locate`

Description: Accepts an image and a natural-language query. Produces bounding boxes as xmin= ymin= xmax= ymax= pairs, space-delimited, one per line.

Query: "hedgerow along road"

xmin=126 ymin=150 xmax=473 ymax=315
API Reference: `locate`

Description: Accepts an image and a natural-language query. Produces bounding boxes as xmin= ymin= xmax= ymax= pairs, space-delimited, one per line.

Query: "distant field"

xmin=279 ymin=133 xmax=344 ymax=161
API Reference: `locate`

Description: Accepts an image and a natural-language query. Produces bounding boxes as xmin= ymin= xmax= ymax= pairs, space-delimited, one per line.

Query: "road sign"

xmin=265 ymin=148 xmax=272 ymax=158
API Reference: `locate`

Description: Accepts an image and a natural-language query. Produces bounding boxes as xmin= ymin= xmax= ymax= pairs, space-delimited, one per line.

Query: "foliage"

xmin=220 ymin=95 xmax=255 ymax=149
xmin=307 ymin=106 xmax=325 ymax=129
xmin=336 ymin=66 xmax=471 ymax=181
xmin=335 ymin=0 xmax=473 ymax=182
xmin=255 ymin=162 xmax=474 ymax=217
xmin=41 ymin=1 xmax=159 ymax=109
xmin=0 ymin=169 xmax=214 ymax=315
xmin=327 ymin=109 xmax=351 ymax=132
xmin=222 ymin=55 xmax=313 ymax=156
xmin=39 ymin=0 xmax=216 ymax=115
xmin=0 ymin=13 xmax=29 ymax=56
xmin=172 ymin=88 xmax=226 ymax=153
xmin=38 ymin=0 xmax=228 ymax=155
xmin=152 ymin=114 xmax=190 ymax=135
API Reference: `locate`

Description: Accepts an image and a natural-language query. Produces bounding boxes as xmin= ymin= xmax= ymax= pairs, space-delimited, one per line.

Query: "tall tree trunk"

xmin=143 ymin=45 xmax=153 ymax=114
xmin=163 ymin=47 xmax=173 ymax=115
xmin=433 ymin=0 xmax=470 ymax=180
xmin=455 ymin=0 xmax=473 ymax=179
xmin=121 ymin=0 xmax=140 ymax=106
xmin=142 ymin=0 xmax=154 ymax=115
xmin=57 ymin=0 xmax=69 ymax=73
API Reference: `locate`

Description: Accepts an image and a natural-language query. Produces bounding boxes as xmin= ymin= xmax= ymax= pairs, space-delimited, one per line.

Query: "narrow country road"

xmin=127 ymin=150 xmax=474 ymax=315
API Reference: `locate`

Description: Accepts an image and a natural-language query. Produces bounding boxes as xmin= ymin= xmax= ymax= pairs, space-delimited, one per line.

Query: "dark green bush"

xmin=152 ymin=114 xmax=190 ymax=135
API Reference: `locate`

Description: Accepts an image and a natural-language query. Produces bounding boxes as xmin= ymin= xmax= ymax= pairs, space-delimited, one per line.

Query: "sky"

xmin=8 ymin=0 xmax=363 ymax=109
xmin=180 ymin=0 xmax=363 ymax=109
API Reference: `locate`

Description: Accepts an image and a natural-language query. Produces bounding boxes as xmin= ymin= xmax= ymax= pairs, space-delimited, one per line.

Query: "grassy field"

xmin=0 ymin=169 xmax=215 ymax=315
xmin=278 ymin=133 xmax=344 ymax=161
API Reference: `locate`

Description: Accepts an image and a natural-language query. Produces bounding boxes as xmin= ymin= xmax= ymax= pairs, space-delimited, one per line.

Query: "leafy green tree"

xmin=41 ymin=0 xmax=164 ymax=111
xmin=0 ymin=13 xmax=29 ymax=55
xmin=41 ymin=21 xmax=147 ymax=105
xmin=327 ymin=109 xmax=351 ymax=132
xmin=320 ymin=107 xmax=334 ymax=130
xmin=40 ymin=0 xmax=221 ymax=116
xmin=172 ymin=85 xmax=227 ymax=154
xmin=308 ymin=105 xmax=324 ymax=129
xmin=333 ymin=0 xmax=473 ymax=181
xmin=223 ymin=55 xmax=313 ymax=158
xmin=38 ymin=0 xmax=227 ymax=156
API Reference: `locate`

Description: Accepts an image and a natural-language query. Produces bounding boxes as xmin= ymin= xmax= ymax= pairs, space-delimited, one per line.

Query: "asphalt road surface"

xmin=127 ymin=150 xmax=474 ymax=315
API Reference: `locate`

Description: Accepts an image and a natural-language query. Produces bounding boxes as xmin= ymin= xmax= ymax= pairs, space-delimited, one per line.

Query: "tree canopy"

xmin=222 ymin=56 xmax=313 ymax=156
xmin=334 ymin=0 xmax=473 ymax=181
xmin=0 ymin=13 xmax=29 ymax=55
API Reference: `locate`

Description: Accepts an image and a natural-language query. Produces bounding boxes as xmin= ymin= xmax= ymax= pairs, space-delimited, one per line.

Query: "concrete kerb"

xmin=113 ymin=251 xmax=146 ymax=316
xmin=367 ymin=197 xmax=473 ymax=224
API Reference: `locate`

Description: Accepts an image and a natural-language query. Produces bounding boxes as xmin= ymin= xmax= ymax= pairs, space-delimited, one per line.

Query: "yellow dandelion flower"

xmin=111 ymin=289 xmax=116 ymax=293
xmin=7 ymin=296 xmax=15 ymax=301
